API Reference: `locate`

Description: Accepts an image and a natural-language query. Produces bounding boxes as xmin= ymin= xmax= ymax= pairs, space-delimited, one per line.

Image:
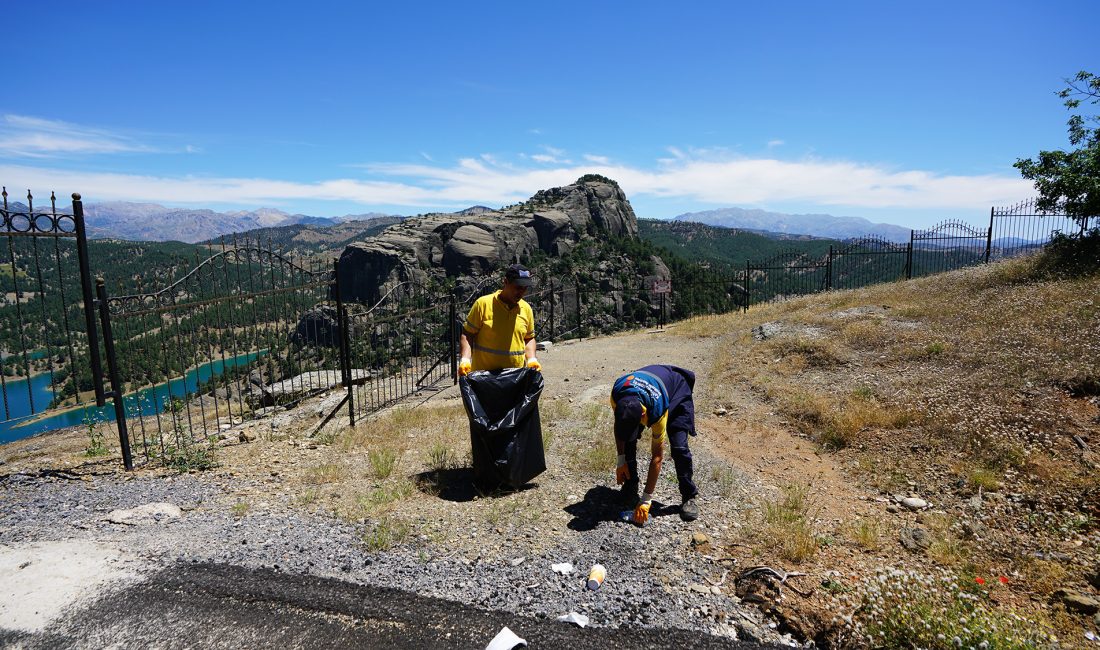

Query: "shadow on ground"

xmin=413 ymin=468 xmax=539 ymax=502
xmin=565 ymin=486 xmax=682 ymax=530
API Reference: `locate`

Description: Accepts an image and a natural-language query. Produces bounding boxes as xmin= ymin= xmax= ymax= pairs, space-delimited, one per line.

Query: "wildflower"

xmin=975 ymin=577 xmax=986 ymax=585
xmin=998 ymin=576 xmax=1008 ymax=585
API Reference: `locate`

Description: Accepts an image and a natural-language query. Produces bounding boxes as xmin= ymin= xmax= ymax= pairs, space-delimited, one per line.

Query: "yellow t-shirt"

xmin=463 ymin=290 xmax=535 ymax=371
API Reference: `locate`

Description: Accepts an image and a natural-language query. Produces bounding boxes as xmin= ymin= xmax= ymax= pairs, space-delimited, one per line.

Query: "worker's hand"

xmin=459 ymin=357 xmax=472 ymax=376
xmin=615 ymin=454 xmax=630 ymax=484
xmin=633 ymin=494 xmax=654 ymax=525
xmin=526 ymin=357 xmax=541 ymax=372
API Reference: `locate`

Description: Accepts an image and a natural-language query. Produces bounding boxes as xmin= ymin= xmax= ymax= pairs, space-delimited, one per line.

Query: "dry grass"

xmin=753 ymin=482 xmax=819 ymax=564
xmin=304 ymin=461 xmax=350 ymax=484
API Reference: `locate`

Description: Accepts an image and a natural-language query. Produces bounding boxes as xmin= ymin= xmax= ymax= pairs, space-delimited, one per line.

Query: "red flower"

xmin=975 ymin=577 xmax=986 ymax=585
xmin=998 ymin=576 xmax=1009 ymax=585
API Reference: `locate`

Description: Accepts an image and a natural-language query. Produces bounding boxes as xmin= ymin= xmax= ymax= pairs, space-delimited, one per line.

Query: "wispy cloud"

xmin=0 ymin=114 xmax=158 ymax=158
xmin=0 ymin=149 xmax=1033 ymax=213
xmin=767 ymin=139 xmax=785 ymax=148
xmin=584 ymin=154 xmax=611 ymax=164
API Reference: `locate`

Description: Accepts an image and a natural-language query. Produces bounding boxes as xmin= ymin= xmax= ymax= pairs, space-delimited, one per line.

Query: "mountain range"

xmin=24 ymin=201 xmax=402 ymax=243
xmin=4 ymin=197 xmax=914 ymax=244
xmin=671 ymin=207 xmax=912 ymax=242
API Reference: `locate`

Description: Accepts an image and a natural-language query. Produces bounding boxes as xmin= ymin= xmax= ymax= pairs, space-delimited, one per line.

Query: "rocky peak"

xmin=336 ymin=176 xmax=640 ymax=304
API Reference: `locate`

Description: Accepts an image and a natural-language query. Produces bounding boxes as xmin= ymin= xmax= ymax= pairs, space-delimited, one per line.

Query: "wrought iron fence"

xmin=5 ymin=183 xmax=1093 ymax=469
xmin=342 ymin=281 xmax=455 ymax=424
xmin=1 ymin=190 xmax=101 ymax=443
xmin=96 ymin=236 xmax=338 ymax=469
xmin=909 ymin=220 xmax=989 ymax=278
xmin=988 ymin=198 xmax=1093 ymax=261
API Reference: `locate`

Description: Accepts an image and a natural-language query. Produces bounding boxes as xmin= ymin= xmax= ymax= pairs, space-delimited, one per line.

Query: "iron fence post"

xmin=985 ymin=207 xmax=994 ymax=263
xmin=449 ymin=291 xmax=458 ymax=385
xmin=72 ymin=194 xmax=107 ymax=407
xmin=332 ymin=260 xmax=355 ymax=427
xmin=575 ymin=278 xmax=582 ymax=340
xmin=549 ymin=278 xmax=555 ymax=340
xmin=745 ymin=260 xmax=751 ymax=309
xmin=906 ymin=231 xmax=914 ymax=280
xmin=826 ymin=246 xmax=833 ymax=291
xmin=95 ymin=278 xmax=133 ymax=471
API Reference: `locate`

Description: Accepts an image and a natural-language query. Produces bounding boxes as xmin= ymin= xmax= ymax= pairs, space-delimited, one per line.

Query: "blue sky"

xmin=2 ymin=1 xmax=1096 ymax=228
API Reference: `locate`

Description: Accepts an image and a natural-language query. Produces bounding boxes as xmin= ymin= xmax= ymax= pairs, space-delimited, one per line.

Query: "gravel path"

xmin=1 ymin=325 xmax=798 ymax=647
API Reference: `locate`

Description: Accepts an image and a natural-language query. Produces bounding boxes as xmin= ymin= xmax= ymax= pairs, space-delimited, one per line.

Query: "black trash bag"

xmin=459 ymin=367 xmax=545 ymax=489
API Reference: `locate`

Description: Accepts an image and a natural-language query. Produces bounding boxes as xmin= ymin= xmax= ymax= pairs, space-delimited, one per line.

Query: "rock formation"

xmin=336 ymin=176 xmax=641 ymax=305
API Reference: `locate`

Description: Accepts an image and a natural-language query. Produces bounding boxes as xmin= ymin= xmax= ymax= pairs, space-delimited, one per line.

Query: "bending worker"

xmin=459 ymin=264 xmax=541 ymax=375
xmin=611 ymin=364 xmax=700 ymax=523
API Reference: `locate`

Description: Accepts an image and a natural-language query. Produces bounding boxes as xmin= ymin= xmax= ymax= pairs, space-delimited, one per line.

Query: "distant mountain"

xmin=672 ymin=207 xmax=911 ymax=243
xmin=74 ymin=202 xmax=350 ymax=242
xmin=212 ymin=217 xmax=406 ymax=259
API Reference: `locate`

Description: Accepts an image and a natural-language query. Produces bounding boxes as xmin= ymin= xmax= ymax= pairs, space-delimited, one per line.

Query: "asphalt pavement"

xmin=1 ymin=562 xmax=770 ymax=649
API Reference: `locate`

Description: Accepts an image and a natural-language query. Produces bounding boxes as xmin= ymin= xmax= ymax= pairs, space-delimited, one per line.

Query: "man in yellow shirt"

xmin=458 ymin=264 xmax=541 ymax=374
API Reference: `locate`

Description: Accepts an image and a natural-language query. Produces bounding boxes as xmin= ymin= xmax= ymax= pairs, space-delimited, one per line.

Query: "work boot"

xmin=619 ymin=481 xmax=640 ymax=509
xmin=680 ymin=497 xmax=699 ymax=522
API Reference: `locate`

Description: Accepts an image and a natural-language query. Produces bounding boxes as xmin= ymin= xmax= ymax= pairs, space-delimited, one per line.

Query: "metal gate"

xmin=747 ymin=249 xmax=829 ymax=306
xmin=95 ymin=238 xmax=338 ymax=469
xmin=829 ymin=236 xmax=911 ymax=290
xmin=1 ymin=189 xmax=102 ymax=443
xmin=341 ymin=281 xmax=456 ymax=425
xmin=909 ymin=220 xmax=990 ymax=278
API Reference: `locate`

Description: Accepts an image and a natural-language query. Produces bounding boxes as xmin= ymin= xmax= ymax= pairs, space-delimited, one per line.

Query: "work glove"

xmin=633 ymin=493 xmax=655 ymax=525
xmin=459 ymin=357 xmax=472 ymax=376
xmin=615 ymin=454 xmax=630 ymax=484
xmin=526 ymin=357 xmax=541 ymax=372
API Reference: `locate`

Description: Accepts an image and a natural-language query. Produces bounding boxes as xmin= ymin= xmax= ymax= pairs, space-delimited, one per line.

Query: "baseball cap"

xmin=613 ymin=396 xmax=644 ymax=442
xmin=504 ymin=263 xmax=534 ymax=287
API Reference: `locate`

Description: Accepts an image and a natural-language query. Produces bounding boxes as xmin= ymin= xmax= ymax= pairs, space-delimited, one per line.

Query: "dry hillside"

xmin=3 ymin=253 xmax=1098 ymax=648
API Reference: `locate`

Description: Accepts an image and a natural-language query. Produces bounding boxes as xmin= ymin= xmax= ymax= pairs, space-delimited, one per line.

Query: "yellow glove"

xmin=615 ymin=454 xmax=630 ymax=484
xmin=459 ymin=357 xmax=472 ymax=376
xmin=633 ymin=494 xmax=654 ymax=525
xmin=526 ymin=357 xmax=541 ymax=372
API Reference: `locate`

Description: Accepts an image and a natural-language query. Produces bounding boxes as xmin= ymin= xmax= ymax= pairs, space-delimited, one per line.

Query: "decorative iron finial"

xmin=50 ymin=191 xmax=56 ymax=212
xmin=27 ymin=190 xmax=33 ymax=211
xmin=72 ymin=193 xmax=81 ymax=201
xmin=2 ymin=186 xmax=7 ymax=209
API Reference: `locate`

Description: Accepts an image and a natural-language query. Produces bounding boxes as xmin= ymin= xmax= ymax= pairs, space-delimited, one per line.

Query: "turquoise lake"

xmin=0 ymin=351 xmax=265 ymax=444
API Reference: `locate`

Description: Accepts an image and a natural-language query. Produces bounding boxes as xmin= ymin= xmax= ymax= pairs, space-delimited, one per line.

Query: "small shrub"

xmin=850 ymin=518 xmax=882 ymax=550
xmin=855 ymin=568 xmax=1056 ymax=648
xmin=305 ymin=461 xmax=348 ymax=484
xmin=230 ymin=502 xmax=250 ymax=517
xmin=427 ymin=442 xmax=458 ymax=472
xmin=163 ymin=444 xmax=216 ymax=472
xmin=710 ymin=466 xmax=739 ymax=499
xmin=356 ymin=479 xmax=414 ymax=515
xmin=362 ymin=517 xmax=411 ymax=552
xmin=967 ymin=467 xmax=1001 ymax=492
xmin=83 ymin=414 xmax=108 ymax=457
xmin=760 ymin=482 xmax=818 ymax=563
xmin=368 ymin=448 xmax=398 ymax=479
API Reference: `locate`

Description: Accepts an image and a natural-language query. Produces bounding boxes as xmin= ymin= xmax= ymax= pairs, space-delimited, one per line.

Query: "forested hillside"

xmin=638 ymin=218 xmax=840 ymax=271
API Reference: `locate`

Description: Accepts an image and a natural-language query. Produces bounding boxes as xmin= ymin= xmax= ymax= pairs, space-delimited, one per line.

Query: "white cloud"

xmin=0 ymin=150 xmax=1034 ymax=214
xmin=767 ymin=139 xmax=785 ymax=148
xmin=584 ymin=154 xmax=611 ymax=164
xmin=0 ymin=114 xmax=157 ymax=157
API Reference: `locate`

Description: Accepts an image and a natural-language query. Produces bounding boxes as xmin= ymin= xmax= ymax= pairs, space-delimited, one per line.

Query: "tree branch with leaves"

xmin=1014 ymin=71 xmax=1100 ymax=232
